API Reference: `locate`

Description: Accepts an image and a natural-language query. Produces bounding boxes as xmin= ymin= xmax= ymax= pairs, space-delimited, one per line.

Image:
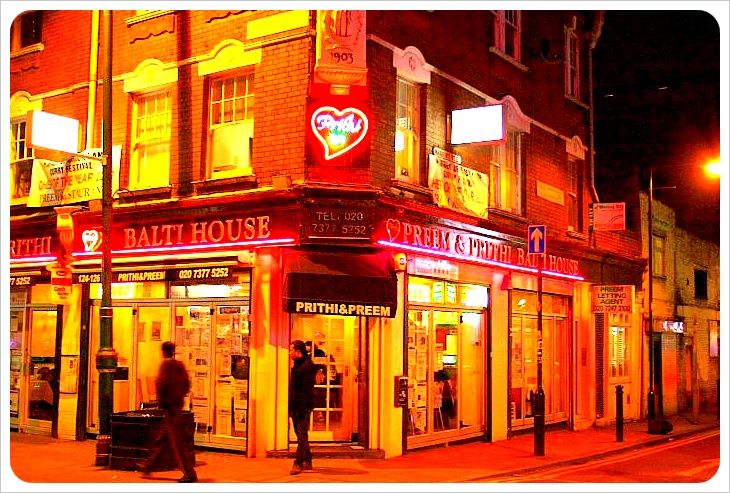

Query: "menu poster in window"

xmin=216 ymin=410 xmax=232 ymax=436
xmin=234 ymin=409 xmax=247 ymax=431
xmin=137 ymin=322 xmax=146 ymax=342
xmin=216 ymin=378 xmax=233 ymax=409
xmin=194 ymin=371 xmax=208 ymax=398
xmin=416 ymin=352 xmax=427 ymax=381
xmin=416 ymin=331 xmax=427 ymax=351
xmin=219 ymin=352 xmax=231 ymax=377
xmin=234 ymin=380 xmax=248 ymax=409
xmin=151 ymin=321 xmax=162 ymax=341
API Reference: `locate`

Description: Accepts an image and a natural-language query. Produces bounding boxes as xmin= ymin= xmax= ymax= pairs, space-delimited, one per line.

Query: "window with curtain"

xmin=10 ymin=120 xmax=34 ymax=201
xmin=488 ymin=129 xmax=522 ymax=215
xmin=130 ymin=91 xmax=172 ymax=190
xmin=395 ymin=77 xmax=420 ymax=184
xmin=567 ymin=158 xmax=582 ymax=231
xmin=652 ymin=234 xmax=666 ymax=277
xmin=608 ymin=313 xmax=629 ymax=378
xmin=208 ymin=72 xmax=255 ymax=179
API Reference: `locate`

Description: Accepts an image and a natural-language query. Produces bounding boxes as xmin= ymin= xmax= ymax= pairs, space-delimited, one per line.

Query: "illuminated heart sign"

xmin=82 ymin=229 xmax=102 ymax=252
xmin=311 ymin=106 xmax=369 ymax=160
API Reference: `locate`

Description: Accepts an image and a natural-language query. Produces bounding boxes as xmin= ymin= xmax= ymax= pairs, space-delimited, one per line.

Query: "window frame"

xmin=395 ymin=77 xmax=421 ymax=185
xmin=651 ymin=233 xmax=666 ymax=278
xmin=10 ymin=119 xmax=34 ymax=203
xmin=492 ymin=10 xmax=522 ymax=62
xmin=207 ymin=71 xmax=255 ymax=180
xmin=694 ymin=269 xmax=708 ymax=300
xmin=488 ymin=128 xmax=522 ymax=215
xmin=10 ymin=11 xmax=43 ymax=53
xmin=565 ymin=27 xmax=580 ymax=100
xmin=130 ymin=90 xmax=172 ymax=190
xmin=567 ymin=158 xmax=582 ymax=231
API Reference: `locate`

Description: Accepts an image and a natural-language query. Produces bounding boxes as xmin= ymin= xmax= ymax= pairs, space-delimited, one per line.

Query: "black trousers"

xmin=145 ymin=407 xmax=197 ymax=479
xmin=291 ymin=411 xmax=312 ymax=465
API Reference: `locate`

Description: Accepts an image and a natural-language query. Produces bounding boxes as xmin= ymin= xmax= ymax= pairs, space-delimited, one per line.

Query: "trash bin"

xmin=110 ymin=410 xmax=195 ymax=471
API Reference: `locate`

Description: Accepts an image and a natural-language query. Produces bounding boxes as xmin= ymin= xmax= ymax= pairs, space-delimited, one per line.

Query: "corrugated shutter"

xmin=596 ymin=313 xmax=604 ymax=418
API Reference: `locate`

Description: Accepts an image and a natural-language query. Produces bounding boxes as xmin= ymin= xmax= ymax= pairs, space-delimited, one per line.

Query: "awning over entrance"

xmin=283 ymin=249 xmax=398 ymax=318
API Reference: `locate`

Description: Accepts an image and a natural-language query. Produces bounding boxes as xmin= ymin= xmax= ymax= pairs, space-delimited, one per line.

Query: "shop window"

xmin=608 ymin=313 xmax=629 ymax=378
xmin=130 ymin=90 xmax=172 ymax=190
xmin=488 ymin=129 xmax=522 ymax=215
xmin=208 ymin=72 xmax=255 ymax=179
xmin=395 ymin=77 xmax=421 ymax=184
xmin=652 ymin=234 xmax=666 ymax=277
xmin=694 ymin=269 xmax=708 ymax=300
xmin=491 ymin=10 xmax=521 ymax=62
xmin=10 ymin=120 xmax=33 ymax=202
xmin=10 ymin=11 xmax=43 ymax=53
xmin=565 ymin=24 xmax=580 ymax=100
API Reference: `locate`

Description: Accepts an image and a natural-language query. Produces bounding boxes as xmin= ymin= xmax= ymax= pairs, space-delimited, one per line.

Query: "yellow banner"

xmin=428 ymin=154 xmax=489 ymax=219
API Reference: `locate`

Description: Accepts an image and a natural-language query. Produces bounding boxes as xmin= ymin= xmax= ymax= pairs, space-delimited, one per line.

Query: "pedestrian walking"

xmin=288 ymin=339 xmax=316 ymax=475
xmin=137 ymin=341 xmax=198 ymax=483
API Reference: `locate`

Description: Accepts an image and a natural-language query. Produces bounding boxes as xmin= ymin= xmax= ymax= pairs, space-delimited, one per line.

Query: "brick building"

xmin=9 ymin=9 xmax=645 ymax=459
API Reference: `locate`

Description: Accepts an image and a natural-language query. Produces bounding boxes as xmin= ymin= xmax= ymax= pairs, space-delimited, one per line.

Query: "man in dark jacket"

xmin=288 ymin=339 xmax=316 ymax=475
xmin=137 ymin=341 xmax=197 ymax=483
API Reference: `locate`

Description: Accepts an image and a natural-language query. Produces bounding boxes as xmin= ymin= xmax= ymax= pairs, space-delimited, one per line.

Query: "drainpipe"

xmin=87 ymin=10 xmax=100 ymax=149
xmin=587 ymin=10 xmax=605 ymax=203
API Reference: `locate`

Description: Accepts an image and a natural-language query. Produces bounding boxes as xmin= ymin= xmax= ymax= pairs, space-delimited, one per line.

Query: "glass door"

xmin=10 ymin=309 xmax=24 ymax=427
xmin=26 ymin=309 xmax=57 ymax=432
xmin=135 ymin=305 xmax=172 ymax=409
xmin=459 ymin=311 xmax=484 ymax=429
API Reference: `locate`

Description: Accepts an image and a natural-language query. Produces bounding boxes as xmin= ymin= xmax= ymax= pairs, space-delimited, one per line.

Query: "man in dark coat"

xmin=137 ymin=341 xmax=197 ymax=483
xmin=288 ymin=339 xmax=316 ymax=475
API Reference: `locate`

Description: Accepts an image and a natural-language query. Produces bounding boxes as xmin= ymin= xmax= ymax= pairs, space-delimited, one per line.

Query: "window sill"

xmin=124 ymin=10 xmax=175 ymax=26
xmin=564 ymin=94 xmax=589 ymax=110
xmin=566 ymin=228 xmax=588 ymax=241
xmin=10 ymin=43 xmax=44 ymax=59
xmin=193 ymin=175 xmax=258 ymax=195
xmin=488 ymin=47 xmax=528 ymax=73
xmin=117 ymin=186 xmax=172 ymax=204
xmin=389 ymin=178 xmax=432 ymax=198
xmin=487 ymin=208 xmax=526 ymax=223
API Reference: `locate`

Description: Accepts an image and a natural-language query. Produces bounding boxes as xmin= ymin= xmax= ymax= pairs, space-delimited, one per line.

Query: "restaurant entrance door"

xmin=25 ymin=309 xmax=58 ymax=435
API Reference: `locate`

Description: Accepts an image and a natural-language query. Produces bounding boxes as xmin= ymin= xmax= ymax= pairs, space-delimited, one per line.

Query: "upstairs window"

xmin=10 ymin=120 xmax=34 ymax=201
xmin=488 ymin=129 xmax=522 ymax=215
xmin=492 ymin=10 xmax=521 ymax=62
xmin=565 ymin=26 xmax=580 ymax=99
xmin=567 ymin=158 xmax=583 ymax=231
xmin=652 ymin=234 xmax=666 ymax=277
xmin=208 ymin=72 xmax=255 ymax=179
xmin=395 ymin=77 xmax=421 ymax=184
xmin=694 ymin=269 xmax=708 ymax=300
xmin=130 ymin=91 xmax=171 ymax=190
xmin=10 ymin=11 xmax=42 ymax=52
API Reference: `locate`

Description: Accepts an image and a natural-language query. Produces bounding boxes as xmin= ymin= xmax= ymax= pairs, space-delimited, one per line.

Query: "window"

xmin=395 ymin=78 xmax=420 ymax=183
xmin=488 ymin=129 xmax=522 ymax=215
xmin=567 ymin=159 xmax=582 ymax=231
xmin=492 ymin=10 xmax=521 ymax=62
xmin=652 ymin=234 xmax=666 ymax=277
xmin=10 ymin=120 xmax=34 ymax=201
xmin=565 ymin=27 xmax=580 ymax=99
xmin=208 ymin=73 xmax=255 ymax=179
xmin=10 ymin=11 xmax=42 ymax=52
xmin=694 ymin=269 xmax=708 ymax=300
xmin=608 ymin=313 xmax=629 ymax=378
xmin=130 ymin=91 xmax=172 ymax=189
xmin=709 ymin=320 xmax=719 ymax=358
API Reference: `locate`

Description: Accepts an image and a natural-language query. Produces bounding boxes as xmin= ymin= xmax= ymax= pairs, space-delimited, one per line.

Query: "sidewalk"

xmin=5 ymin=410 xmax=720 ymax=490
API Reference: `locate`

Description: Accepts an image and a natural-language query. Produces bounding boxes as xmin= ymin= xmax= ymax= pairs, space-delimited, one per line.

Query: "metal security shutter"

xmin=595 ymin=313 xmax=605 ymax=418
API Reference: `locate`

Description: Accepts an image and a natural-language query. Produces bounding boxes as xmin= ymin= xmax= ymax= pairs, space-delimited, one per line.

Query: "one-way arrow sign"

xmin=528 ymin=225 xmax=546 ymax=254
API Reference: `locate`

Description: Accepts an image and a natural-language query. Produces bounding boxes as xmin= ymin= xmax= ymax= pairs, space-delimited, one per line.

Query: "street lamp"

xmin=646 ymin=160 xmax=720 ymax=432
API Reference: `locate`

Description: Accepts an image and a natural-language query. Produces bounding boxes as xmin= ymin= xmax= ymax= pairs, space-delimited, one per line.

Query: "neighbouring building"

xmin=9 ymin=9 xmax=646 ymax=459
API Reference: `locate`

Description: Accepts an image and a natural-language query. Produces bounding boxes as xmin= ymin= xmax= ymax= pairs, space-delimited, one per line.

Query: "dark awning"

xmin=283 ymin=249 xmax=398 ymax=318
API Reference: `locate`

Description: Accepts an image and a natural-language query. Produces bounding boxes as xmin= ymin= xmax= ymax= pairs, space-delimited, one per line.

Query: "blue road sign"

xmin=528 ymin=225 xmax=546 ymax=254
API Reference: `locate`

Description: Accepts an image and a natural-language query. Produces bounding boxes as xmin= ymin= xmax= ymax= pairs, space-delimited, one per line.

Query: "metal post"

xmin=647 ymin=166 xmax=655 ymax=431
xmin=534 ymin=254 xmax=545 ymax=456
xmin=95 ymin=10 xmax=117 ymax=466
xmin=615 ymin=385 xmax=624 ymax=442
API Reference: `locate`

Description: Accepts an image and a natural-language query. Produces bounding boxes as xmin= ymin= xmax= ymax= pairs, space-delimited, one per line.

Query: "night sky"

xmin=592 ymin=9 xmax=721 ymax=242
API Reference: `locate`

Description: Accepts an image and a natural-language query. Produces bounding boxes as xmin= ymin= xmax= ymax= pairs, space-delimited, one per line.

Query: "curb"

xmin=462 ymin=423 xmax=720 ymax=482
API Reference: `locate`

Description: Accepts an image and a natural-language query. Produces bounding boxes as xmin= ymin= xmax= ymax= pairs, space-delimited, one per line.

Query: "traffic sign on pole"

xmin=528 ymin=225 xmax=546 ymax=254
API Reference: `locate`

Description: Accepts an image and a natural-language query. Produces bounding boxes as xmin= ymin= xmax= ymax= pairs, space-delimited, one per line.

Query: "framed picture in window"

xmin=137 ymin=322 xmax=146 ymax=342
xmin=151 ymin=321 xmax=162 ymax=341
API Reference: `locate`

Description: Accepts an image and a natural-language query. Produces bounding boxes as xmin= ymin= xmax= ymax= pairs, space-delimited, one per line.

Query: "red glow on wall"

xmin=311 ymin=106 xmax=369 ymax=160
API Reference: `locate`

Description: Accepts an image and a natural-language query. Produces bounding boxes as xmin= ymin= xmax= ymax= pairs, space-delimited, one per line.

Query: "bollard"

xmin=533 ymin=388 xmax=545 ymax=456
xmin=615 ymin=385 xmax=624 ymax=442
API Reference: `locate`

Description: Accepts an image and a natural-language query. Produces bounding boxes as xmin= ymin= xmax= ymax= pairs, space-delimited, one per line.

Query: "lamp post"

xmin=95 ymin=9 xmax=117 ymax=466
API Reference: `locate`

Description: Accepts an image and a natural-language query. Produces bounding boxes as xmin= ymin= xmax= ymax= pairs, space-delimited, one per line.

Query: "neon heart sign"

xmin=81 ymin=229 xmax=102 ymax=252
xmin=311 ymin=106 xmax=369 ymax=160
